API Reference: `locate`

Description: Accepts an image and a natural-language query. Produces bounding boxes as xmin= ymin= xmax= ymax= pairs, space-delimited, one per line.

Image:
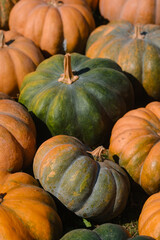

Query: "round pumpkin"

xmin=86 ymin=20 xmax=160 ymax=100
xmin=18 ymin=52 xmax=134 ymax=148
xmin=0 ymin=0 xmax=19 ymax=30
xmin=9 ymin=0 xmax=95 ymax=56
xmin=99 ymin=0 xmax=160 ymax=25
xmin=60 ymin=223 xmax=155 ymax=240
xmin=0 ymin=93 xmax=37 ymax=172
xmin=0 ymin=29 xmax=44 ymax=97
xmin=0 ymin=170 xmax=62 ymax=240
xmin=138 ymin=192 xmax=160 ymax=240
xmin=108 ymin=101 xmax=160 ymax=195
xmin=33 ymin=135 xmax=130 ymax=223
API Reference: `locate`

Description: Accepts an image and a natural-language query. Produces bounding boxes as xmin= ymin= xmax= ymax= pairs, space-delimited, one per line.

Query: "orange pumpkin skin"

xmin=86 ymin=21 xmax=160 ymax=100
xmin=0 ymin=170 xmax=62 ymax=240
xmin=99 ymin=0 xmax=160 ymax=25
xmin=0 ymin=95 xmax=36 ymax=172
xmin=138 ymin=192 xmax=160 ymax=240
xmin=86 ymin=0 xmax=98 ymax=10
xmin=9 ymin=0 xmax=95 ymax=56
xmin=0 ymin=30 xmax=44 ymax=97
xmin=109 ymin=101 xmax=160 ymax=195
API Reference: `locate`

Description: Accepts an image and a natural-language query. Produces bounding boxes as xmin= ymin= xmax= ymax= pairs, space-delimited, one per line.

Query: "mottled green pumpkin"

xmin=86 ymin=20 xmax=160 ymax=100
xmin=33 ymin=135 xmax=130 ymax=223
xmin=60 ymin=223 xmax=155 ymax=240
xmin=0 ymin=0 xmax=19 ymax=29
xmin=19 ymin=52 xmax=134 ymax=147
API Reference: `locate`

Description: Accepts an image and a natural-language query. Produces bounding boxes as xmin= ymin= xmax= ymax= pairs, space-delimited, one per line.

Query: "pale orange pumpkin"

xmin=0 ymin=94 xmax=37 ymax=172
xmin=9 ymin=0 xmax=95 ymax=56
xmin=99 ymin=0 xmax=160 ymax=25
xmin=0 ymin=30 xmax=44 ymax=97
xmin=0 ymin=170 xmax=63 ymax=240
xmin=138 ymin=192 xmax=160 ymax=240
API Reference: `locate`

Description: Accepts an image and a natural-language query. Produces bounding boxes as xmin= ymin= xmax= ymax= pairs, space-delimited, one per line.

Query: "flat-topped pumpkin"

xmin=9 ymin=0 xmax=95 ymax=56
xmin=18 ymin=52 xmax=134 ymax=147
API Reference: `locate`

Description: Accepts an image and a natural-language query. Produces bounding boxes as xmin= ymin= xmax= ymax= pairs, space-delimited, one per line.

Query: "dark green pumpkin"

xmin=33 ymin=135 xmax=130 ymax=223
xmin=60 ymin=223 xmax=155 ymax=240
xmin=0 ymin=0 xmax=19 ymax=29
xmin=19 ymin=53 xmax=134 ymax=147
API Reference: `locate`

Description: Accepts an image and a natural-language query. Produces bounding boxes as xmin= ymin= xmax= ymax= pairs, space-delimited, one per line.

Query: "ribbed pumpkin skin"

xmin=0 ymin=95 xmax=36 ymax=172
xmin=33 ymin=135 xmax=130 ymax=223
xmin=86 ymin=0 xmax=98 ymax=10
xmin=0 ymin=0 xmax=19 ymax=29
xmin=0 ymin=171 xmax=62 ymax=240
xmin=86 ymin=21 xmax=160 ymax=100
xmin=18 ymin=53 xmax=134 ymax=148
xmin=0 ymin=30 xmax=44 ymax=97
xmin=9 ymin=0 xmax=95 ymax=55
xmin=60 ymin=223 xmax=155 ymax=240
xmin=99 ymin=0 xmax=160 ymax=25
xmin=109 ymin=101 xmax=160 ymax=195
xmin=138 ymin=192 xmax=160 ymax=240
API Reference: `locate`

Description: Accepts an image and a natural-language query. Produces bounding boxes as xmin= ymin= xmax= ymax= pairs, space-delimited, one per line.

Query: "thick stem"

xmin=132 ymin=24 xmax=146 ymax=39
xmin=58 ymin=53 xmax=79 ymax=84
xmin=45 ymin=0 xmax=63 ymax=7
xmin=87 ymin=146 xmax=108 ymax=162
xmin=0 ymin=193 xmax=7 ymax=203
xmin=0 ymin=31 xmax=5 ymax=48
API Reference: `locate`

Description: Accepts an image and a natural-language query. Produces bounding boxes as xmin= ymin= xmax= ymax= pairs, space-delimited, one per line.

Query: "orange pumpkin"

xmin=86 ymin=0 xmax=98 ymax=10
xmin=138 ymin=192 xmax=160 ymax=240
xmin=9 ymin=0 xmax=95 ymax=56
xmin=99 ymin=0 xmax=160 ymax=25
xmin=0 ymin=94 xmax=36 ymax=172
xmin=109 ymin=101 xmax=160 ymax=195
xmin=0 ymin=170 xmax=62 ymax=239
xmin=0 ymin=30 xmax=44 ymax=97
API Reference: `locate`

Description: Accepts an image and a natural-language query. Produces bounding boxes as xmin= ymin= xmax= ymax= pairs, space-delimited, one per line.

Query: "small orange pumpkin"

xmin=0 ymin=170 xmax=63 ymax=240
xmin=0 ymin=30 xmax=44 ymax=97
xmin=138 ymin=192 xmax=160 ymax=240
xmin=0 ymin=93 xmax=37 ymax=172
xmin=9 ymin=0 xmax=95 ymax=56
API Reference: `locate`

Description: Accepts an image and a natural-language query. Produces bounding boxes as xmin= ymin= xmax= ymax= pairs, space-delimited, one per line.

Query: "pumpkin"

xmin=60 ymin=223 xmax=155 ymax=240
xmin=138 ymin=192 xmax=160 ymax=240
xmin=9 ymin=0 xmax=95 ymax=56
xmin=0 ymin=0 xmax=19 ymax=30
xmin=0 ymin=93 xmax=37 ymax=172
xmin=33 ymin=135 xmax=130 ymax=223
xmin=108 ymin=101 xmax=160 ymax=195
xmin=86 ymin=20 xmax=160 ymax=101
xmin=0 ymin=30 xmax=44 ymax=97
xmin=99 ymin=0 xmax=160 ymax=25
xmin=18 ymin=52 xmax=134 ymax=148
xmin=0 ymin=170 xmax=62 ymax=240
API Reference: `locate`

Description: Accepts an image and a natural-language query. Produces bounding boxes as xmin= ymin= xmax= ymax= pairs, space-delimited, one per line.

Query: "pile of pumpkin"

xmin=0 ymin=0 xmax=160 ymax=239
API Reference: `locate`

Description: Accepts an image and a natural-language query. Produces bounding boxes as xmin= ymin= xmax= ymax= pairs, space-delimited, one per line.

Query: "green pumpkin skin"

xmin=19 ymin=53 xmax=134 ymax=147
xmin=60 ymin=223 xmax=156 ymax=240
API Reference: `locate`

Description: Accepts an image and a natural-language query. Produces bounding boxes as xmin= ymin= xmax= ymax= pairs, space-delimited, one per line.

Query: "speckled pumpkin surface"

xmin=18 ymin=52 xmax=134 ymax=148
xmin=86 ymin=20 xmax=160 ymax=100
xmin=33 ymin=135 xmax=130 ymax=223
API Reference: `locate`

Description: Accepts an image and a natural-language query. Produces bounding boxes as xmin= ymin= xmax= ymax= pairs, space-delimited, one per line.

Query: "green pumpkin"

xmin=33 ymin=135 xmax=130 ymax=223
xmin=86 ymin=20 xmax=160 ymax=101
xmin=19 ymin=53 xmax=134 ymax=147
xmin=0 ymin=0 xmax=19 ymax=29
xmin=60 ymin=223 xmax=155 ymax=240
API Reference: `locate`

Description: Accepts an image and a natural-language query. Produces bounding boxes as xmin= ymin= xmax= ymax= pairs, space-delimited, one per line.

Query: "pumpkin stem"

xmin=45 ymin=0 xmax=63 ymax=7
xmin=132 ymin=24 xmax=146 ymax=39
xmin=0 ymin=193 xmax=7 ymax=203
xmin=87 ymin=146 xmax=108 ymax=162
xmin=58 ymin=53 xmax=79 ymax=84
xmin=0 ymin=31 xmax=5 ymax=48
